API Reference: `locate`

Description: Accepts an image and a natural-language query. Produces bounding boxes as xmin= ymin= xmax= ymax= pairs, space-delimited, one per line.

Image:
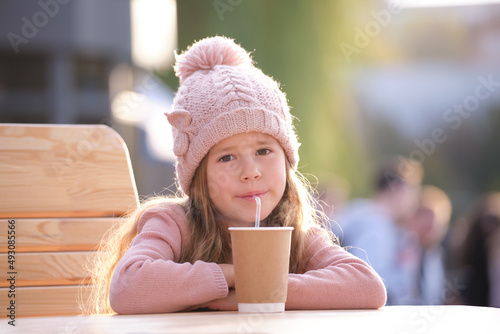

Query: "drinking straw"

xmin=253 ymin=195 xmax=261 ymax=228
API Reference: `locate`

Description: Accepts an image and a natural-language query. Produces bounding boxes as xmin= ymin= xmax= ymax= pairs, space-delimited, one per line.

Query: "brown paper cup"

xmin=229 ymin=227 xmax=293 ymax=313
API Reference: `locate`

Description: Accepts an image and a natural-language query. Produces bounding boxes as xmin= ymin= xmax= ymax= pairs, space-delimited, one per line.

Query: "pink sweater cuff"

xmin=209 ymin=262 xmax=230 ymax=298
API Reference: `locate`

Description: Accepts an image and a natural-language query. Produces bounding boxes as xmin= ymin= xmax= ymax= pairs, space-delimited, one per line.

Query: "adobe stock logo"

xmin=384 ymin=74 xmax=500 ymax=190
xmin=339 ymin=0 xmax=403 ymax=64
xmin=407 ymin=74 xmax=500 ymax=166
xmin=6 ymin=0 xmax=72 ymax=54
xmin=213 ymin=0 xmax=243 ymax=21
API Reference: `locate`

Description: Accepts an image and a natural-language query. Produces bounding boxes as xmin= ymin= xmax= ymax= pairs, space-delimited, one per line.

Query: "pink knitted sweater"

xmin=109 ymin=201 xmax=387 ymax=314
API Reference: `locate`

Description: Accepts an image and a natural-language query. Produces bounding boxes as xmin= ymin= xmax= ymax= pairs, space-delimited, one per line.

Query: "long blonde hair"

xmin=82 ymin=157 xmax=331 ymax=314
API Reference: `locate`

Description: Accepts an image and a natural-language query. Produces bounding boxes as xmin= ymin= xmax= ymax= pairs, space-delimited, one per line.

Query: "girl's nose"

xmin=240 ymin=159 xmax=261 ymax=182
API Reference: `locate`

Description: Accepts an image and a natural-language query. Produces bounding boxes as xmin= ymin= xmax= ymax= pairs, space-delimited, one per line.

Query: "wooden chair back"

xmin=0 ymin=124 xmax=139 ymax=317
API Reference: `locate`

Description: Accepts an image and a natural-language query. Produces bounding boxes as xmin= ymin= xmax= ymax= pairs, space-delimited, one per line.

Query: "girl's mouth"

xmin=238 ymin=192 xmax=267 ymax=201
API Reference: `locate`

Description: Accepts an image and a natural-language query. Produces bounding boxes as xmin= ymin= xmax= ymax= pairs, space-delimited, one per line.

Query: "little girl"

xmin=86 ymin=36 xmax=387 ymax=314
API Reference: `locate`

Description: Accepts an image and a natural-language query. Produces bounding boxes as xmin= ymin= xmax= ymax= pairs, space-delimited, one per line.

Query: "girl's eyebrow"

xmin=211 ymin=145 xmax=236 ymax=156
xmin=256 ymin=139 xmax=273 ymax=146
xmin=211 ymin=139 xmax=275 ymax=155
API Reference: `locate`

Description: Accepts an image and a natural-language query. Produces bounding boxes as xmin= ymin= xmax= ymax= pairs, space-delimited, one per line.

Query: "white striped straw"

xmin=253 ymin=196 xmax=261 ymax=228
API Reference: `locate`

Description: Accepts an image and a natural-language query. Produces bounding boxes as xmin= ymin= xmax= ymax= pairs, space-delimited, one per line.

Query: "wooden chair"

xmin=0 ymin=124 xmax=139 ymax=317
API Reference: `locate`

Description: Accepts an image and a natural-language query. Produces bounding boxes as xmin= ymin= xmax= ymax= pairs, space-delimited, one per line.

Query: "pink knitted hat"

xmin=166 ymin=36 xmax=299 ymax=195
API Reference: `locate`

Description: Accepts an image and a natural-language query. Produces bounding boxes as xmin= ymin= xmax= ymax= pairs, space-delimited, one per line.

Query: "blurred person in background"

xmin=407 ymin=185 xmax=452 ymax=305
xmin=449 ymin=193 xmax=500 ymax=307
xmin=336 ymin=156 xmax=423 ymax=305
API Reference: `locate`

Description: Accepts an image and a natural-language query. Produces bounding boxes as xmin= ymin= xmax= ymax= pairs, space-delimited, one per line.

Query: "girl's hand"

xmin=202 ymin=289 xmax=238 ymax=311
xmin=218 ymin=264 xmax=235 ymax=288
xmin=183 ymin=265 xmax=237 ymax=312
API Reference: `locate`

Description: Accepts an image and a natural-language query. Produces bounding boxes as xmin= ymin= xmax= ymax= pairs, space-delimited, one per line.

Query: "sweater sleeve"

xmin=109 ymin=203 xmax=229 ymax=314
xmin=286 ymin=228 xmax=387 ymax=310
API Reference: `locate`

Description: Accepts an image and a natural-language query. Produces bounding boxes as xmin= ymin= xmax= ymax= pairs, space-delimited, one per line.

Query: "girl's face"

xmin=206 ymin=132 xmax=287 ymax=227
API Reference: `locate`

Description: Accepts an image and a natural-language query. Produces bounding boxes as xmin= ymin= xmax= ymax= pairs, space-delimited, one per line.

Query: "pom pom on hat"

xmin=174 ymin=36 xmax=253 ymax=83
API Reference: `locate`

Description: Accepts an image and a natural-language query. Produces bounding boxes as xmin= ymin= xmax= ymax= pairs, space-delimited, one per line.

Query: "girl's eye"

xmin=257 ymin=149 xmax=271 ymax=156
xmin=219 ymin=155 xmax=234 ymax=162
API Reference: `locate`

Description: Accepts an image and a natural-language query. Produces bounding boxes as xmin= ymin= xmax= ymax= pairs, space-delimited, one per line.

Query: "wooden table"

xmin=4 ymin=305 xmax=499 ymax=333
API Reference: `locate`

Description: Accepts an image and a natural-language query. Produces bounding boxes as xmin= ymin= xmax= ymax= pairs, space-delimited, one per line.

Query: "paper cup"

xmin=229 ymin=227 xmax=293 ymax=313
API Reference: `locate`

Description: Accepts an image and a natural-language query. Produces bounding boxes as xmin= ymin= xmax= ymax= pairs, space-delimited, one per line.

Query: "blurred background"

xmin=1 ymin=0 xmax=500 ymax=305
xmin=1 ymin=0 xmax=499 ymax=204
